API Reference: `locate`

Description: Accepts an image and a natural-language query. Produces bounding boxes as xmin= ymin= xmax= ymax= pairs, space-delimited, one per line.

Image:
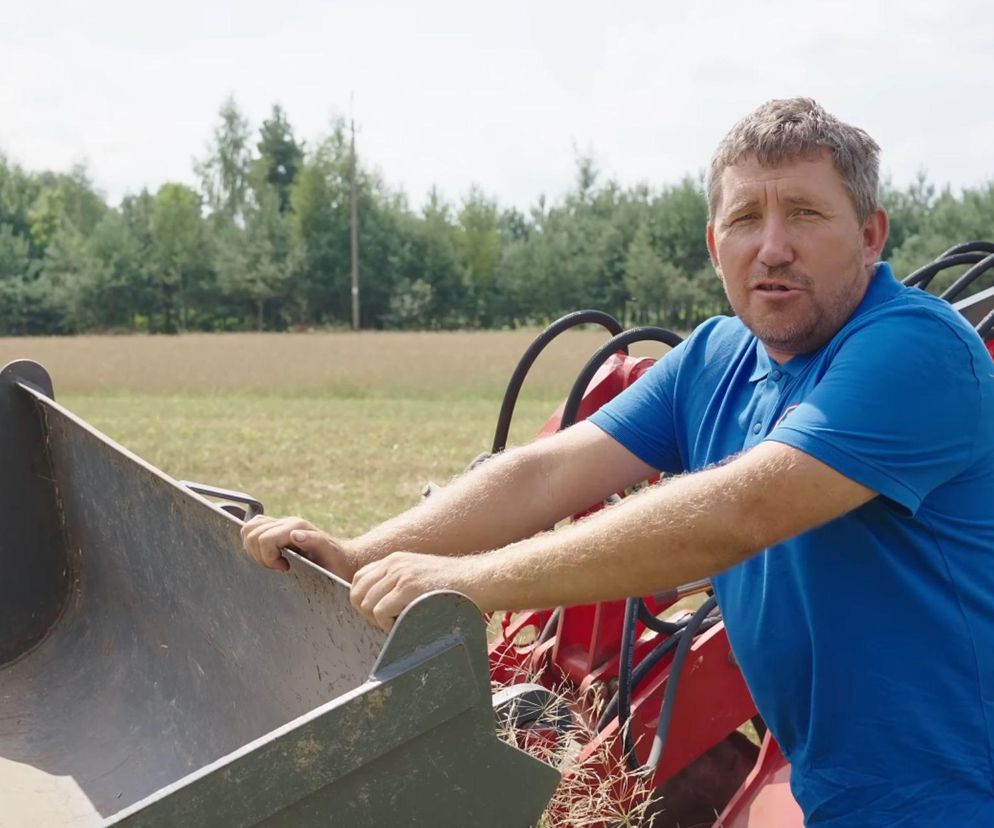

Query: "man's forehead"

xmin=720 ymin=151 xmax=843 ymax=204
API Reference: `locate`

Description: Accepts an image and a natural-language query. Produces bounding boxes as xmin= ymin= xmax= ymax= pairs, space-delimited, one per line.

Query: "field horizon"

xmin=1 ymin=330 xmax=677 ymax=536
xmin=0 ymin=329 xmax=672 ymax=399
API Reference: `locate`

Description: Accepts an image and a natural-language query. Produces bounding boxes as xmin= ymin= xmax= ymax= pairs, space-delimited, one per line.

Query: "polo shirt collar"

xmin=748 ymin=262 xmax=899 ymax=383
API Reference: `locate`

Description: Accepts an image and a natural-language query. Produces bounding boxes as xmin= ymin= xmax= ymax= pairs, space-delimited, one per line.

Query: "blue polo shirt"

xmin=589 ymin=263 xmax=994 ymax=826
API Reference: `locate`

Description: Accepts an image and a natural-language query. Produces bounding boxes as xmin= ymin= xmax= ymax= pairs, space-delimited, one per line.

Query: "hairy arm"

xmin=350 ymin=439 xmax=876 ymax=628
xmin=241 ymin=421 xmax=657 ymax=580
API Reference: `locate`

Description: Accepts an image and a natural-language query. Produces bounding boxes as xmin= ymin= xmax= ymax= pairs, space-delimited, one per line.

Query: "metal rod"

xmin=651 ymin=578 xmax=712 ymax=604
xmin=350 ymin=93 xmax=360 ymax=331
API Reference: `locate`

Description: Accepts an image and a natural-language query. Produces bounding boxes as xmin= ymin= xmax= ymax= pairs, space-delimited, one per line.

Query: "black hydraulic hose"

xmin=939 ymin=253 xmax=994 ymax=302
xmin=536 ymin=607 xmax=561 ymax=646
xmin=597 ymin=625 xmax=681 ymax=733
xmin=602 ymin=597 xmax=721 ymax=772
xmin=617 ymin=597 xmax=641 ymax=769
xmin=559 ymin=326 xmax=684 ymax=431
xmin=491 ymin=310 xmax=624 ymax=454
xmin=534 ymin=325 xmax=682 ymax=649
xmin=630 ymin=617 xmax=721 ymax=705
xmin=596 ymin=612 xmax=720 ymax=733
xmin=937 ymin=240 xmax=994 ymax=260
xmin=902 ymin=252 xmax=988 ymax=289
xmin=643 ymin=595 xmax=720 ymax=773
xmin=637 ymin=600 xmax=687 ymax=635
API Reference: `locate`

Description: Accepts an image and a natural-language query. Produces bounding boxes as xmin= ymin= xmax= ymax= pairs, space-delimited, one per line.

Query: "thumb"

xmin=290 ymin=529 xmax=326 ymax=550
xmin=289 ymin=531 xmax=356 ymax=582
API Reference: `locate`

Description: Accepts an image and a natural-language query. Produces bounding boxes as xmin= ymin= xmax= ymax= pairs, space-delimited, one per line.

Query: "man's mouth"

xmin=754 ymin=283 xmax=801 ymax=292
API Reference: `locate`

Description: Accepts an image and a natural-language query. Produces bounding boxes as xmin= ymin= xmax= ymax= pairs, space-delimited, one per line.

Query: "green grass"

xmin=61 ymin=391 xmax=556 ymax=537
xmin=3 ymin=329 xmax=674 ymax=537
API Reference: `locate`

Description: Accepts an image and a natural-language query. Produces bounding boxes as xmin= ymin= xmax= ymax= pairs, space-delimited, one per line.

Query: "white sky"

xmin=3 ymin=0 xmax=992 ymax=211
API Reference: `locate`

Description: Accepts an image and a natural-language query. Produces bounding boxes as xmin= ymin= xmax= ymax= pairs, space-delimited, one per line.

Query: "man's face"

xmin=706 ymin=150 xmax=888 ymax=363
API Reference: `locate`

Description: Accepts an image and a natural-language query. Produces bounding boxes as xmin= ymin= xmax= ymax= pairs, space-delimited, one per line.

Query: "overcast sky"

xmin=3 ymin=0 xmax=992 ymax=211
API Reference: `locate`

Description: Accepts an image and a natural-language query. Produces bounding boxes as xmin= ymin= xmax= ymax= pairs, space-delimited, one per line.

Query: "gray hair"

xmin=706 ymin=98 xmax=880 ymax=222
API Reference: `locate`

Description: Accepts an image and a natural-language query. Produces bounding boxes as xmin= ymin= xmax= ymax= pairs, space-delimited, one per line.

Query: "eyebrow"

xmin=724 ymin=194 xmax=826 ymax=215
xmin=723 ymin=197 xmax=760 ymax=215
xmin=782 ymin=195 xmax=825 ymax=208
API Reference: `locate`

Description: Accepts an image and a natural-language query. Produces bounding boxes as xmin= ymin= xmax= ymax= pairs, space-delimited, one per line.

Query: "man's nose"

xmin=757 ymin=217 xmax=794 ymax=268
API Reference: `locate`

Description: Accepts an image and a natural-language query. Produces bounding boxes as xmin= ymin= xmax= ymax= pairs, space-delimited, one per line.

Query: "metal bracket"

xmin=493 ymin=682 xmax=573 ymax=734
xmin=1 ymin=360 xmax=54 ymax=399
xmin=179 ymin=481 xmax=264 ymax=520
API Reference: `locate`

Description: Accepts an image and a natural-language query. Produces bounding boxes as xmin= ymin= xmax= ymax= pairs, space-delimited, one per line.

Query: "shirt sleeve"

xmin=767 ymin=307 xmax=986 ymax=515
xmin=587 ymin=338 xmax=688 ymax=474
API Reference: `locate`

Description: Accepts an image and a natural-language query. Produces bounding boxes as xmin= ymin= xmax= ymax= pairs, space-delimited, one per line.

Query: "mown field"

xmin=0 ymin=330 xmax=670 ymax=538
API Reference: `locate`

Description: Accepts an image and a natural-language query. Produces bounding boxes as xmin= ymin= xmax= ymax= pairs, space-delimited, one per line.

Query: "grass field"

xmin=0 ymin=330 xmax=671 ymax=537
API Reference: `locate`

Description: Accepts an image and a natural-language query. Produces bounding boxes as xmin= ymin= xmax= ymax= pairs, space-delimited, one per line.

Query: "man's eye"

xmin=795 ymin=208 xmax=819 ymax=217
xmin=731 ymin=213 xmax=757 ymax=224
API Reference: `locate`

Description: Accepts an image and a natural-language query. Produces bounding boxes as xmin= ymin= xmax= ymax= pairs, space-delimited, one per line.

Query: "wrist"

xmin=454 ymin=553 xmax=504 ymax=614
xmin=330 ymin=537 xmax=360 ymax=581
xmin=300 ymin=533 xmax=360 ymax=582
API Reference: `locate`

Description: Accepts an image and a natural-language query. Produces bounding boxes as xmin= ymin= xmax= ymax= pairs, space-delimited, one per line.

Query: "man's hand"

xmin=350 ymin=552 xmax=482 ymax=631
xmin=240 ymin=515 xmax=357 ymax=581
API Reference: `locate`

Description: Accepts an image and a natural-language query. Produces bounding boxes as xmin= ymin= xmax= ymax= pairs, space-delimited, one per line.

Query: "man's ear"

xmin=863 ymin=208 xmax=889 ymax=266
xmin=706 ymin=223 xmax=723 ymax=279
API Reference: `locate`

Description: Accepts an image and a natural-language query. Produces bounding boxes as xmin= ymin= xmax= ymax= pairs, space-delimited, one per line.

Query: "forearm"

xmin=348 ymin=441 xmax=877 ymax=630
xmin=469 ymin=465 xmax=749 ymax=611
xmin=350 ymin=433 xmax=616 ymax=568
xmin=464 ymin=441 xmax=873 ymax=612
xmin=243 ymin=422 xmax=655 ymax=583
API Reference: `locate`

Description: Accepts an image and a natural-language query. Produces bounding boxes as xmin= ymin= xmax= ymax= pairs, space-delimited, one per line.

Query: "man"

xmin=243 ymin=99 xmax=994 ymax=825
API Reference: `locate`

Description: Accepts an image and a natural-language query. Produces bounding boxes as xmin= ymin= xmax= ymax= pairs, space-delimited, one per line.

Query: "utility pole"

xmin=350 ymin=94 xmax=360 ymax=331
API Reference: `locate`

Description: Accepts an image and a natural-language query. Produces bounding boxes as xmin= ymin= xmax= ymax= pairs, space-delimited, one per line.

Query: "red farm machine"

xmin=1 ymin=241 xmax=992 ymax=827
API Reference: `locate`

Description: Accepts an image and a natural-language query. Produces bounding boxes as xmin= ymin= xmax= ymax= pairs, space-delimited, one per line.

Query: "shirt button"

xmin=752 ymin=422 xmax=762 ymax=434
xmin=771 ymin=369 xmax=783 ymax=381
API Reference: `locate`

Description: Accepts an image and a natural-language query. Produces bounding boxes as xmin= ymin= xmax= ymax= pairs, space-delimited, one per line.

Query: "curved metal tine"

xmin=903 ymin=251 xmax=988 ymax=289
xmin=491 ymin=310 xmax=624 ymax=454
xmin=559 ymin=326 xmax=684 ymax=430
xmin=937 ymin=240 xmax=994 ymax=260
xmin=940 ymin=253 xmax=994 ymax=302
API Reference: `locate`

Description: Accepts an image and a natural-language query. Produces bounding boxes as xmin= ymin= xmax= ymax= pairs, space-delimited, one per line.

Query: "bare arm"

xmin=350 ymin=440 xmax=876 ymax=628
xmin=350 ymin=422 xmax=657 ymax=564
xmin=241 ymin=421 xmax=657 ymax=580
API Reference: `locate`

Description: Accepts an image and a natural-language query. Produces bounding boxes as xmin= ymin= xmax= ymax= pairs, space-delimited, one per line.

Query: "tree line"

xmin=1 ymin=98 xmax=991 ymax=336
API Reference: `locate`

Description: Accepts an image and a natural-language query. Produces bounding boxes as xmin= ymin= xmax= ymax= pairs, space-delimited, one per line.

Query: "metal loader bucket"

xmin=0 ymin=360 xmax=559 ymax=828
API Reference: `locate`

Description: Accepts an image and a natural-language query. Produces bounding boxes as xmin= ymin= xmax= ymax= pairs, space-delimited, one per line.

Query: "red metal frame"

xmin=487 ymin=349 xmax=791 ymax=827
xmin=715 ymin=733 xmax=802 ymax=828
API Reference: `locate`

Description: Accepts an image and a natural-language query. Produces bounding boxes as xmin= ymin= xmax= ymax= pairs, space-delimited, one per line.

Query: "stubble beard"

xmin=739 ymin=257 xmax=870 ymax=359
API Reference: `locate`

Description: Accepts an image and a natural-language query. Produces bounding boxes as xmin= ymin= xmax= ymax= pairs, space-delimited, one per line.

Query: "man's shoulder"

xmin=666 ymin=315 xmax=760 ymax=390
xmin=833 ymin=278 xmax=988 ymax=367
xmin=682 ymin=314 xmax=755 ymax=356
xmin=850 ymin=269 xmax=976 ymax=334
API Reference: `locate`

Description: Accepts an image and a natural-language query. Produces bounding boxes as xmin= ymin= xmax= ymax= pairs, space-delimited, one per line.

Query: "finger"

xmin=288 ymin=529 xmax=329 ymax=561
xmin=255 ymin=521 xmax=312 ymax=571
xmin=349 ymin=562 xmax=382 ymax=613
xmin=242 ymin=518 xmax=275 ymax=566
xmin=352 ymin=566 xmax=404 ymax=629
xmin=240 ymin=514 xmax=274 ymax=543
xmin=351 ymin=558 xmax=382 ymax=591
xmin=372 ymin=590 xmax=404 ymax=632
xmin=243 ymin=517 xmax=310 ymax=570
xmin=357 ymin=572 xmax=398 ymax=622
